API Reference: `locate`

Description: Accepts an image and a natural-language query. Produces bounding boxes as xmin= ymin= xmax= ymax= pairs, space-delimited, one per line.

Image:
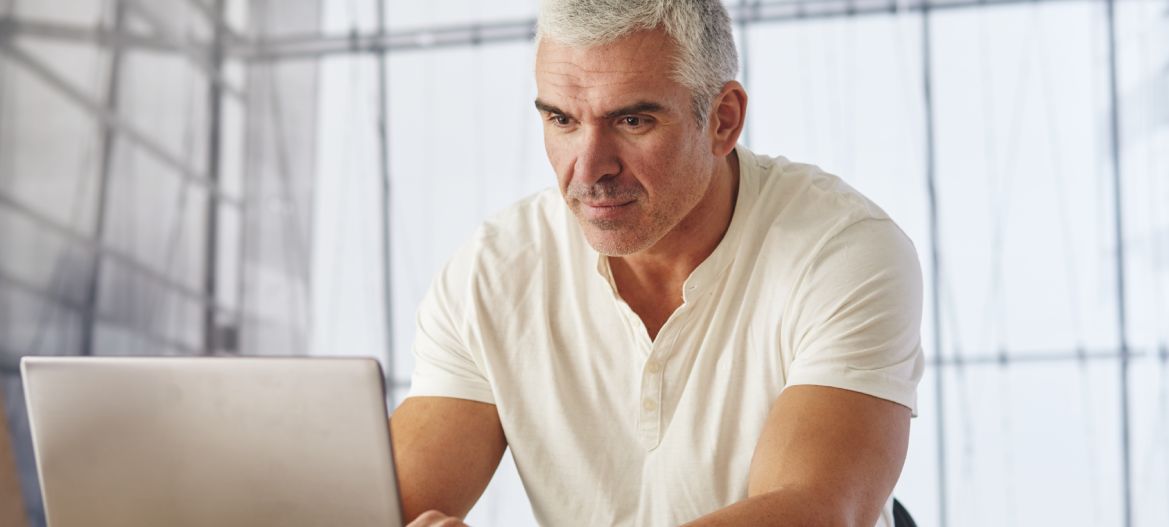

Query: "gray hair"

xmin=536 ymin=0 xmax=740 ymax=125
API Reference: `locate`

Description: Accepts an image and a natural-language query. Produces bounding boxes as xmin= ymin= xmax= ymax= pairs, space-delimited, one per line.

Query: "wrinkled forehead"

xmin=534 ymin=30 xmax=685 ymax=114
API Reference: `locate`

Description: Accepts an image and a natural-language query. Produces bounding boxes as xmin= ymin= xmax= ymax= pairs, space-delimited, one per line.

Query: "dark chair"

xmin=0 ymin=390 xmax=28 ymax=527
xmin=892 ymin=498 xmax=916 ymax=527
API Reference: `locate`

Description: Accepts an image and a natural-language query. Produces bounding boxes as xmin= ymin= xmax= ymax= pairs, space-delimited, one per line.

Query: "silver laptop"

xmin=21 ymin=356 xmax=404 ymax=527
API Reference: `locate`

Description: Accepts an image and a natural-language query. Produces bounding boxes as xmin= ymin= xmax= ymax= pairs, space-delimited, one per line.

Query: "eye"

xmin=550 ymin=114 xmax=571 ymax=126
xmin=619 ymin=115 xmax=655 ymax=131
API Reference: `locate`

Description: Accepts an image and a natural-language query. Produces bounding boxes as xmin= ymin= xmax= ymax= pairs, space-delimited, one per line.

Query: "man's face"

xmin=534 ymin=29 xmax=716 ymax=256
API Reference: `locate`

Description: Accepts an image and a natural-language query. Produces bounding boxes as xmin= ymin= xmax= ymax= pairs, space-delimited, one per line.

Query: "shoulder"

xmin=750 ymin=151 xmax=891 ymax=232
xmin=727 ymin=149 xmax=920 ymax=309
xmin=737 ymin=149 xmax=912 ymax=261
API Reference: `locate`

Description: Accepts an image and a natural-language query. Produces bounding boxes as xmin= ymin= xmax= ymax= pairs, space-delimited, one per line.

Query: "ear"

xmin=707 ymin=80 xmax=748 ymax=158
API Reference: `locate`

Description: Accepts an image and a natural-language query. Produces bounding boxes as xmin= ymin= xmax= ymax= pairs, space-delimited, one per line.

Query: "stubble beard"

xmin=579 ymin=208 xmax=674 ymax=256
xmin=565 ymin=180 xmax=636 ymax=255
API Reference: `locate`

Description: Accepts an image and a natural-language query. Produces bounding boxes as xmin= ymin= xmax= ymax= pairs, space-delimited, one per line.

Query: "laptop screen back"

xmin=21 ymin=356 xmax=403 ymax=527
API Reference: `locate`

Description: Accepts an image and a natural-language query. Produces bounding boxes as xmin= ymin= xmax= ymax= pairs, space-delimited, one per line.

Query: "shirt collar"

xmin=590 ymin=145 xmax=759 ymax=303
xmin=680 ymin=145 xmax=757 ymax=302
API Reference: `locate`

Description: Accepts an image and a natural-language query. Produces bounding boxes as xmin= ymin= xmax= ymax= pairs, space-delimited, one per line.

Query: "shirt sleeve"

xmin=783 ymin=218 xmax=925 ymax=415
xmin=406 ymin=243 xmax=496 ymax=405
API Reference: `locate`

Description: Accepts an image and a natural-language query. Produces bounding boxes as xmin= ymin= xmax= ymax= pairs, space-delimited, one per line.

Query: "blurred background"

xmin=0 ymin=0 xmax=1166 ymax=525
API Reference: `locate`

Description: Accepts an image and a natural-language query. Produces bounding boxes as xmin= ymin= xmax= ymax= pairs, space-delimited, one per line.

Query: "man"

xmin=392 ymin=1 xmax=924 ymax=526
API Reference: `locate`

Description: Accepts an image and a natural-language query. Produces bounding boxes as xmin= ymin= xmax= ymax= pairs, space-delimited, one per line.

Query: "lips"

xmin=579 ymin=199 xmax=636 ymax=222
xmin=582 ymin=200 xmax=635 ymax=208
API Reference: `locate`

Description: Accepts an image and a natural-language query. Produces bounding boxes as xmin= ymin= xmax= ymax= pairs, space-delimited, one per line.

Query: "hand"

xmin=406 ymin=510 xmax=469 ymax=527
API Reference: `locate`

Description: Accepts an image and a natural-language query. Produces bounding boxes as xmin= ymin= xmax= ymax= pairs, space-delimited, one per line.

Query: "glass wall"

xmin=2 ymin=0 xmax=1167 ymax=525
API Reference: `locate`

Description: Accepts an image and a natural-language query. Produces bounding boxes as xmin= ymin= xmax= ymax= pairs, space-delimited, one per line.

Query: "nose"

xmin=572 ymin=126 xmax=621 ymax=187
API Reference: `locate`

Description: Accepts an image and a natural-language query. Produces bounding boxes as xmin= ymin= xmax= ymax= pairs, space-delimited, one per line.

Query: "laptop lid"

xmin=21 ymin=356 xmax=404 ymax=527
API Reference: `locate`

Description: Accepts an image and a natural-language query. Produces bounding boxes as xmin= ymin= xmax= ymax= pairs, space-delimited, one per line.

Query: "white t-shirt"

xmin=407 ymin=146 xmax=925 ymax=527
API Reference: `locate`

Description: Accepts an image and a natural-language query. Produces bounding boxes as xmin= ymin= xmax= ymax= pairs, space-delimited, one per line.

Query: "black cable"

xmin=376 ymin=0 xmax=396 ymax=396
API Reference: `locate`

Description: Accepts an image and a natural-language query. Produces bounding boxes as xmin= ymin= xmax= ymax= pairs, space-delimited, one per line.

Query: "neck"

xmin=610 ymin=150 xmax=741 ymax=293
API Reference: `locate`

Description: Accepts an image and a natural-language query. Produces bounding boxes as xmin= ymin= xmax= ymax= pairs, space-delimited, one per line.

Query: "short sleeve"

xmin=406 ymin=245 xmax=496 ymax=405
xmin=784 ymin=218 xmax=925 ymax=415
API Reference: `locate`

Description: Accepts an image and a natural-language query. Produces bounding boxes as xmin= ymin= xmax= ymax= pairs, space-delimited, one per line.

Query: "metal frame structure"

xmin=0 ymin=0 xmax=243 ymax=366
xmin=1103 ymin=0 xmax=1132 ymax=525
xmin=203 ymin=0 xmax=227 ymax=355
xmin=80 ymin=0 xmax=126 ymax=358
xmin=1 ymin=0 xmax=1085 ymax=61
xmin=235 ymin=0 xmax=1084 ymax=60
xmin=919 ymin=4 xmax=947 ymax=523
xmin=0 ymin=0 xmax=1161 ymax=526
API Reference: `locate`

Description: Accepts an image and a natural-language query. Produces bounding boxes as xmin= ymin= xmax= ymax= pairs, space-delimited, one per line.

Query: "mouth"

xmin=582 ymin=200 xmax=635 ymax=209
xmin=578 ymin=199 xmax=636 ymax=222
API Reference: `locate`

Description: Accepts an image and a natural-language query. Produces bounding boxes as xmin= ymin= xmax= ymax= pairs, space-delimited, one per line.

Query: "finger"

xmin=406 ymin=510 xmax=469 ymax=527
xmin=406 ymin=510 xmax=446 ymax=526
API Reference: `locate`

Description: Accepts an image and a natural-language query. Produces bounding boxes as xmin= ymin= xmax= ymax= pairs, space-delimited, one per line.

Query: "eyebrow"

xmin=534 ymin=99 xmax=568 ymax=117
xmin=603 ymin=101 xmax=666 ymax=119
xmin=533 ymin=99 xmax=667 ymax=120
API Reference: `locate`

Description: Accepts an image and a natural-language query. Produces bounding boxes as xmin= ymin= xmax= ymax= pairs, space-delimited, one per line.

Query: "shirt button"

xmin=642 ymin=399 xmax=657 ymax=412
xmin=646 ymin=361 xmax=662 ymax=373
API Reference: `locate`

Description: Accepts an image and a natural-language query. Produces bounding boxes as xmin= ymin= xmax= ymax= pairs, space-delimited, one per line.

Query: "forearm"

xmin=681 ymin=487 xmax=864 ymax=527
xmin=390 ymin=397 xmax=507 ymax=522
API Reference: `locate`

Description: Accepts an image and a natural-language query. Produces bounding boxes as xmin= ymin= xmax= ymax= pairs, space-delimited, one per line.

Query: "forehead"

xmin=534 ymin=29 xmax=685 ymax=112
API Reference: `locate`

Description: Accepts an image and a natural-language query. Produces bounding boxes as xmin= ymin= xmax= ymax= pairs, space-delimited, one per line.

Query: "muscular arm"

xmin=683 ymin=385 xmax=910 ymax=527
xmin=390 ymin=396 xmax=508 ymax=522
